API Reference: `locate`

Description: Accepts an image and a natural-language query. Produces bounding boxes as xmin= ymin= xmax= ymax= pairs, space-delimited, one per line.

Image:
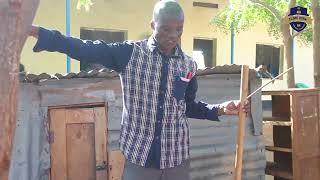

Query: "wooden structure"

xmin=49 ymin=104 xmax=125 ymax=180
xmin=263 ymin=88 xmax=320 ymax=180
xmin=234 ymin=65 xmax=249 ymax=180
xmin=10 ymin=72 xmax=126 ymax=180
xmin=50 ymin=105 xmax=106 ymax=180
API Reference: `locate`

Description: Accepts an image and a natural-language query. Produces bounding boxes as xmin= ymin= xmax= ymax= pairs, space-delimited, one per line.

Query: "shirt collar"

xmin=147 ymin=36 xmax=183 ymax=58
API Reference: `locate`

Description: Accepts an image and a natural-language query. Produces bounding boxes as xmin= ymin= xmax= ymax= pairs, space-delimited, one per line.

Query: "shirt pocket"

xmin=173 ymin=75 xmax=189 ymax=102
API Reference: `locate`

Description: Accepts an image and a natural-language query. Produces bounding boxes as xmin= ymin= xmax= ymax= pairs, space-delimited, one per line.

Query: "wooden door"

xmin=292 ymin=91 xmax=320 ymax=180
xmin=49 ymin=106 xmax=108 ymax=180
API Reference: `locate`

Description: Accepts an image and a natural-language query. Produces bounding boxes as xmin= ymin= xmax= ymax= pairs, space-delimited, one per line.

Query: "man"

xmin=29 ymin=1 xmax=249 ymax=179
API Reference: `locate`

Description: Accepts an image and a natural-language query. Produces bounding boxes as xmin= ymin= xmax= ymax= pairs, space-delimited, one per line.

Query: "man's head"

xmin=151 ymin=0 xmax=184 ymax=55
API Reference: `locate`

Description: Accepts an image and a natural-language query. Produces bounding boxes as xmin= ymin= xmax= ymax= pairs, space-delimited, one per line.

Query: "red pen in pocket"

xmin=187 ymin=72 xmax=192 ymax=79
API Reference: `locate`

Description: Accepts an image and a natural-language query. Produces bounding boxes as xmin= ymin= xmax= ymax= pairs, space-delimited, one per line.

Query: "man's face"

xmin=152 ymin=17 xmax=184 ymax=54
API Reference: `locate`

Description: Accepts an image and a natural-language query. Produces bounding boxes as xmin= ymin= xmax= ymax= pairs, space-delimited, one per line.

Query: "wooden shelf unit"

xmin=262 ymin=89 xmax=320 ymax=180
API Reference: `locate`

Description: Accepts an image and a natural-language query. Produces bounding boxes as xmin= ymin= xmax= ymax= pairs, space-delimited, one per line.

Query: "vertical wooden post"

xmin=108 ymin=151 xmax=125 ymax=180
xmin=312 ymin=0 xmax=320 ymax=87
xmin=0 ymin=1 xmax=39 ymax=179
xmin=234 ymin=65 xmax=249 ymax=180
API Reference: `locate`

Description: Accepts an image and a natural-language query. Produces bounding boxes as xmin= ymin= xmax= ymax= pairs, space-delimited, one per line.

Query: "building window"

xmin=256 ymin=44 xmax=282 ymax=78
xmin=79 ymin=27 xmax=127 ymax=70
xmin=193 ymin=38 xmax=217 ymax=69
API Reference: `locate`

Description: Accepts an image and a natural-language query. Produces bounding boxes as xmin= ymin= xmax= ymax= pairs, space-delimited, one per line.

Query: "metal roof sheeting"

xmin=19 ymin=64 xmax=258 ymax=83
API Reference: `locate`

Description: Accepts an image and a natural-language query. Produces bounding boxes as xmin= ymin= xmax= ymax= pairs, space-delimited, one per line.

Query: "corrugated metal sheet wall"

xmin=188 ymin=74 xmax=265 ymax=180
xmin=12 ymin=71 xmax=266 ymax=180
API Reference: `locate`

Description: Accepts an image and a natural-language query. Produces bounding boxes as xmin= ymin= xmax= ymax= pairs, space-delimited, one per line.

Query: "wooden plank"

xmin=265 ymin=146 xmax=292 ymax=153
xmin=66 ymin=108 xmax=95 ymax=124
xmin=193 ymin=2 xmax=218 ymax=8
xmin=262 ymin=91 xmax=292 ymax=96
xmin=296 ymin=156 xmax=320 ymax=180
xmin=292 ymin=93 xmax=320 ymax=179
xmin=294 ymin=94 xmax=320 ymax=156
xmin=296 ymin=152 xmax=320 ymax=159
xmin=263 ymin=121 xmax=292 ymax=126
xmin=262 ymin=88 xmax=320 ymax=96
xmin=39 ymin=79 xmax=122 ymax=108
xmin=49 ymin=109 xmax=67 ymax=180
xmin=48 ymin=102 xmax=105 ymax=110
xmin=234 ymin=65 xmax=249 ymax=180
xmin=318 ymin=93 xmax=320 ymax=180
xmin=66 ymin=123 xmax=96 ymax=180
xmin=263 ymin=117 xmax=291 ymax=122
xmin=50 ymin=106 xmax=110 ymax=180
xmin=94 ymin=107 xmax=108 ymax=180
xmin=266 ymin=162 xmax=293 ymax=179
xmin=291 ymin=91 xmax=299 ymax=180
xmin=108 ymin=151 xmax=125 ymax=180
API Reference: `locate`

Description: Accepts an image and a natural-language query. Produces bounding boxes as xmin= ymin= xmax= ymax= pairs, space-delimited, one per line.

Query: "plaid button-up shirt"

xmin=33 ymin=27 xmax=220 ymax=169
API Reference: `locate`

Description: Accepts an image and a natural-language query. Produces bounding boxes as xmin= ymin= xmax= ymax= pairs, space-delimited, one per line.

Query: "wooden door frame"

xmin=48 ymin=102 xmax=108 ymax=180
xmin=48 ymin=102 xmax=107 ymax=110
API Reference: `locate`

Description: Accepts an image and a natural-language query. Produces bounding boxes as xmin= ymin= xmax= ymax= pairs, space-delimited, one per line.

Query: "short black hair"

xmin=152 ymin=0 xmax=184 ymax=23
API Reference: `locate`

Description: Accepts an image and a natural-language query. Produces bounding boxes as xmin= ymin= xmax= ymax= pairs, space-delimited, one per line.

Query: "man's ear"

xmin=151 ymin=21 xmax=155 ymax=30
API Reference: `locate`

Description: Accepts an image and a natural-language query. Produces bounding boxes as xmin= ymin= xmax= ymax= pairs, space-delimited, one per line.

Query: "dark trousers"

xmin=122 ymin=160 xmax=190 ymax=180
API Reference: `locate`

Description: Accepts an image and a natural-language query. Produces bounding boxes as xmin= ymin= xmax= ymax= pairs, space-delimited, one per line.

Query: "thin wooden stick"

xmin=234 ymin=65 xmax=249 ymax=180
xmin=246 ymin=67 xmax=294 ymax=99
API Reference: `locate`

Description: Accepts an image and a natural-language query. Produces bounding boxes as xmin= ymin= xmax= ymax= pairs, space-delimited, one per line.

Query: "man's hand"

xmin=218 ymin=100 xmax=250 ymax=116
xmin=29 ymin=25 xmax=39 ymax=38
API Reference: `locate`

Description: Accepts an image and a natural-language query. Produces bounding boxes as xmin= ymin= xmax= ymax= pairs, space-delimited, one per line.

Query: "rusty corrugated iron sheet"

xmin=19 ymin=68 xmax=119 ymax=83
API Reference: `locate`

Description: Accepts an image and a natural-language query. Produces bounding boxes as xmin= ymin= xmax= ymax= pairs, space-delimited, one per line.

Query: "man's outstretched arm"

xmin=29 ymin=26 xmax=133 ymax=72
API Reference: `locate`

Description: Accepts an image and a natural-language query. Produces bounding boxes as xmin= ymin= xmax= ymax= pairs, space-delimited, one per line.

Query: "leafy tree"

xmin=212 ymin=0 xmax=313 ymax=88
xmin=0 ymin=1 xmax=93 ymax=179
xmin=76 ymin=0 xmax=93 ymax=11
xmin=1 ymin=1 xmax=40 ymax=179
